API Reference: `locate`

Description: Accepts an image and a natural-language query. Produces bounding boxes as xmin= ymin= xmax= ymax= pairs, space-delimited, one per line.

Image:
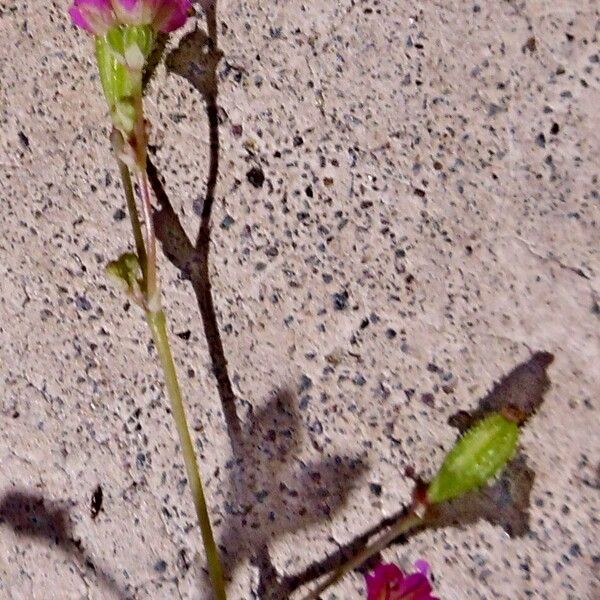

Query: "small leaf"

xmin=105 ymin=252 xmax=143 ymax=302
xmin=427 ymin=413 xmax=519 ymax=504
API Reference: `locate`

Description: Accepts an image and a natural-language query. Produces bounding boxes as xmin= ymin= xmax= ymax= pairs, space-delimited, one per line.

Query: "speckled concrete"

xmin=0 ymin=1 xmax=599 ymax=599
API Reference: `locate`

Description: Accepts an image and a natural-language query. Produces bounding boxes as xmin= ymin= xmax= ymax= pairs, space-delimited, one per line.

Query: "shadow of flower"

xmin=0 ymin=490 xmax=127 ymax=598
xmin=218 ymin=389 xmax=368 ymax=594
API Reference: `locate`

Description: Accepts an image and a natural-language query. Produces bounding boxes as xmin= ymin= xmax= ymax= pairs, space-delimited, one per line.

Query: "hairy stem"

xmin=301 ymin=511 xmax=424 ymax=600
xmin=146 ymin=309 xmax=227 ymax=600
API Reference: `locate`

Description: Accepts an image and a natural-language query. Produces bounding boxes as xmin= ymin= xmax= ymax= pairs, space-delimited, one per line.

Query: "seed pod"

xmin=427 ymin=413 xmax=519 ymax=504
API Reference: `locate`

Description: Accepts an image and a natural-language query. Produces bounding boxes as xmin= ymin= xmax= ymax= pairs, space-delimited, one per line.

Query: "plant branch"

xmin=300 ymin=511 xmax=424 ymax=600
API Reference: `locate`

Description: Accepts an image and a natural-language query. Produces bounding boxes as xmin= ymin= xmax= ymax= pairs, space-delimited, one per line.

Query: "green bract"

xmin=94 ymin=25 xmax=155 ymax=132
xmin=427 ymin=413 xmax=519 ymax=504
xmin=106 ymin=252 xmax=143 ymax=301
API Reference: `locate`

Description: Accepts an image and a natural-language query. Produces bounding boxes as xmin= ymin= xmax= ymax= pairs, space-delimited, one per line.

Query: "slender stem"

xmin=300 ymin=511 xmax=424 ymax=600
xmin=146 ymin=309 xmax=227 ymax=600
xmin=111 ymin=130 xmax=147 ymax=276
xmin=111 ymin=67 xmax=226 ymax=600
xmin=137 ymin=169 xmax=158 ymax=303
xmin=130 ymin=85 xmax=156 ymax=304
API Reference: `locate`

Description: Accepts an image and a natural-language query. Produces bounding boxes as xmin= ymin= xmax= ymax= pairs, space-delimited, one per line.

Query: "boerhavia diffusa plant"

xmin=69 ymin=3 xmax=544 ymax=599
xmin=69 ymin=2 xmax=227 ymax=599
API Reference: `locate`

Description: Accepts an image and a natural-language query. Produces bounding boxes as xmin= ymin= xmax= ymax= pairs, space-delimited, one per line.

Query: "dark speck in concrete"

xmin=113 ymin=208 xmax=126 ymax=221
xmin=75 ymin=295 xmax=92 ymax=311
xmin=221 ymin=215 xmax=235 ymax=229
xmin=523 ymin=37 xmax=536 ymax=53
xmin=333 ymin=290 xmax=349 ymax=310
xmin=298 ymin=374 xmax=313 ymax=393
xmin=90 ymin=485 xmax=103 ymax=519
xmin=18 ymin=131 xmax=30 ymax=149
xmin=369 ymin=483 xmax=383 ymax=497
xmin=536 ymin=133 xmax=546 ymax=148
xmin=353 ymin=373 xmax=367 ymax=386
xmin=246 ymin=166 xmax=265 ymax=188
xmin=421 ymin=392 xmax=435 ymax=408
xmin=154 ymin=559 xmax=167 ymax=573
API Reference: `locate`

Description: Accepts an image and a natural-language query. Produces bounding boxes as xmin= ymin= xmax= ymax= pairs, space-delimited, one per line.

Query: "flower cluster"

xmin=365 ymin=561 xmax=439 ymax=600
xmin=69 ymin=0 xmax=192 ymax=35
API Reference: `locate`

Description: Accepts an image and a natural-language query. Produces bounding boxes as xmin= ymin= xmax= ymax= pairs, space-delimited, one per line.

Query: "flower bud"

xmin=427 ymin=413 xmax=519 ymax=504
xmin=70 ymin=1 xmax=192 ymax=134
xmin=70 ymin=1 xmax=192 ymax=36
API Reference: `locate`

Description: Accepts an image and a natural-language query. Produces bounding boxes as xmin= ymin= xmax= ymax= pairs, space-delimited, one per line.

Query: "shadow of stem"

xmin=148 ymin=5 xmax=369 ymax=597
xmin=272 ymin=452 xmax=535 ymax=600
xmin=146 ymin=1 xmax=280 ymax=594
xmin=147 ymin=0 xmax=242 ymax=451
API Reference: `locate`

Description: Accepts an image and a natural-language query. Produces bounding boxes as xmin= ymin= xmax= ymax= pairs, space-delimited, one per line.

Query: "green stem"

xmin=146 ymin=309 xmax=227 ymax=600
xmin=300 ymin=511 xmax=424 ymax=600
xmin=137 ymin=169 xmax=158 ymax=305
xmin=111 ymin=130 xmax=147 ymax=279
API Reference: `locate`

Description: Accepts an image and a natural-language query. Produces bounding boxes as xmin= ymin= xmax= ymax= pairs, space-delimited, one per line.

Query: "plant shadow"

xmin=219 ymin=388 xmax=368 ymax=597
xmin=146 ymin=3 xmax=368 ymax=598
xmin=448 ymin=351 xmax=554 ymax=432
xmin=0 ymin=490 xmax=127 ymax=598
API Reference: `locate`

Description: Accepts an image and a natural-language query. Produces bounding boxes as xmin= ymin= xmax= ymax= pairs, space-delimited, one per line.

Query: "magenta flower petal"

xmin=365 ymin=562 xmax=439 ymax=600
xmin=366 ymin=564 xmax=405 ymax=600
xmin=153 ymin=0 xmax=192 ymax=32
xmin=112 ymin=0 xmax=145 ymax=25
xmin=69 ymin=6 xmax=93 ymax=31
xmin=69 ymin=0 xmax=115 ymax=34
xmin=79 ymin=0 xmax=112 ymax=9
xmin=396 ymin=572 xmax=434 ymax=598
xmin=69 ymin=0 xmax=191 ymax=34
xmin=114 ymin=0 xmax=191 ymax=31
xmin=413 ymin=560 xmax=430 ymax=577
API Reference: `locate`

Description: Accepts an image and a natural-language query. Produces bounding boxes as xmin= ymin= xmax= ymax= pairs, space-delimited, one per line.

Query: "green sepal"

xmin=427 ymin=413 xmax=519 ymax=504
xmin=94 ymin=25 xmax=155 ymax=132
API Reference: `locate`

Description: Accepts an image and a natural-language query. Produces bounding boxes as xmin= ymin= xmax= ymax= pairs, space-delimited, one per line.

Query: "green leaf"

xmin=427 ymin=413 xmax=519 ymax=504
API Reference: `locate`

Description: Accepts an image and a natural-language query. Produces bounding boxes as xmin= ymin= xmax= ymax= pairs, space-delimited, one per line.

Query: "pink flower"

xmin=69 ymin=0 xmax=192 ymax=35
xmin=365 ymin=561 xmax=439 ymax=600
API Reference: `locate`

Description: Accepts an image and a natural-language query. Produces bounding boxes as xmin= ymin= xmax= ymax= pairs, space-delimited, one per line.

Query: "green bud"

xmin=427 ymin=413 xmax=519 ymax=504
xmin=94 ymin=25 xmax=155 ymax=132
xmin=105 ymin=252 xmax=143 ymax=302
